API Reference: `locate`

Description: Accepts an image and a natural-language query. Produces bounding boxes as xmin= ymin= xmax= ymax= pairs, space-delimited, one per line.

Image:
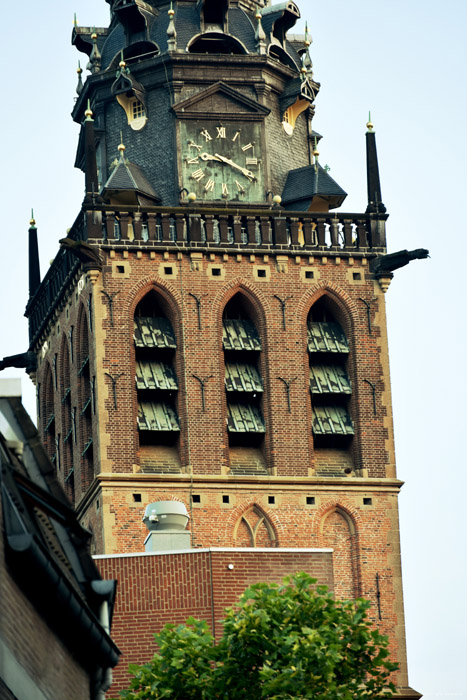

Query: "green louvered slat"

xmin=136 ymin=360 xmax=178 ymax=391
xmin=134 ymin=317 xmax=176 ymax=348
xmin=227 ymin=403 xmax=265 ymax=433
xmin=225 ymin=363 xmax=263 ymax=392
xmin=307 ymin=322 xmax=349 ymax=353
xmin=138 ymin=401 xmax=180 ymax=431
xmin=223 ymin=319 xmax=261 ymax=351
xmin=312 ymin=406 xmax=354 ymax=435
xmin=310 ymin=365 xmax=352 ymax=394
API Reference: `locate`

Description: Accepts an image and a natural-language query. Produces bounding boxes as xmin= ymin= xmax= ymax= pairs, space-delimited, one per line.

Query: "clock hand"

xmin=199 ymin=152 xmax=223 ymax=162
xmin=214 ymin=153 xmax=256 ymax=181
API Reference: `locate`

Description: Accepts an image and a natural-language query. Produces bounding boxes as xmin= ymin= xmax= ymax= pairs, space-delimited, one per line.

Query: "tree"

xmin=114 ymin=572 xmax=398 ymax=700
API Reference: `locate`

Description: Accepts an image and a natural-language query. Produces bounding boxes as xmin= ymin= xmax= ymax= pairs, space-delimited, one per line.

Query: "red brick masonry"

xmin=96 ymin=547 xmax=333 ymax=695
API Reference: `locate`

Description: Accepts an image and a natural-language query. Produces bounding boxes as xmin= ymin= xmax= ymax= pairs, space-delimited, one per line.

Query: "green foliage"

xmin=113 ymin=572 xmax=398 ymax=700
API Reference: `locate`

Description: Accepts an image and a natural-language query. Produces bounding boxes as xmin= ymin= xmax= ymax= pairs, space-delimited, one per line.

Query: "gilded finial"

xmin=74 ymin=13 xmax=78 ymax=27
xmin=312 ymin=137 xmax=319 ymax=159
xmin=119 ymin=50 xmax=126 ymax=70
xmin=168 ymin=1 xmax=175 ymax=17
xmin=85 ymin=99 xmax=93 ymax=121
xmin=118 ymin=131 xmax=126 ymax=156
xmin=29 ymin=209 xmax=36 ymax=228
xmin=304 ymin=21 xmax=310 ymax=47
xmin=366 ymin=111 xmax=374 ymax=132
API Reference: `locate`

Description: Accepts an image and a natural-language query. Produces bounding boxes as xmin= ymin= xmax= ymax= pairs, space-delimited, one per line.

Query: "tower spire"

xmin=28 ymin=210 xmax=41 ymax=299
xmin=365 ymin=113 xmax=386 ymax=214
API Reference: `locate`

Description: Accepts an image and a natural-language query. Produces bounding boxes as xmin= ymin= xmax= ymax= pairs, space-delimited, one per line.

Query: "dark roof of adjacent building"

xmin=0 ymin=380 xmax=120 ymax=677
xmin=281 ymin=163 xmax=347 ymax=210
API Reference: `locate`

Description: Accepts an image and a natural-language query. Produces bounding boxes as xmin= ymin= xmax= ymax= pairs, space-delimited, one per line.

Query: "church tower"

xmin=20 ymin=1 xmax=424 ymax=696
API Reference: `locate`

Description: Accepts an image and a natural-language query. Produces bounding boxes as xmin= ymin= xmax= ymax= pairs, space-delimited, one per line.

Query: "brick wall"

xmin=96 ymin=547 xmax=334 ymax=695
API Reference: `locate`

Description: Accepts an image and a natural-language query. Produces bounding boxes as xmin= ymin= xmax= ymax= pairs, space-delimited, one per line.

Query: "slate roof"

xmin=282 ymin=164 xmax=347 ymax=211
xmin=0 ymin=381 xmax=120 ymax=674
xmin=102 ymin=157 xmax=161 ymax=204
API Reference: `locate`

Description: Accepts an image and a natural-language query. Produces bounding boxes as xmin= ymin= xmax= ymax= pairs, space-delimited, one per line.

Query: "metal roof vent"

xmin=143 ymin=501 xmax=190 ymax=552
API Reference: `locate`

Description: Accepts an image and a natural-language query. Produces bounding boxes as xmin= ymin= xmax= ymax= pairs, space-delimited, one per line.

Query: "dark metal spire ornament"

xmin=365 ymin=113 xmax=386 ymax=214
xmin=28 ymin=210 xmax=41 ymax=299
xmin=76 ymin=61 xmax=83 ymax=95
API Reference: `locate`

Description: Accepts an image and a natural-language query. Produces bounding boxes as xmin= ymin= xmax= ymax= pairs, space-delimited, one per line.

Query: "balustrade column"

xmin=233 ymin=216 xmax=242 ymax=244
xmin=356 ymin=220 xmax=368 ymax=248
xmin=273 ymin=216 xmax=287 ymax=244
xmin=246 ymin=217 xmax=257 ymax=246
xmin=289 ymin=217 xmax=300 ymax=246
xmin=146 ymin=213 xmax=157 ymax=241
xmin=204 ymin=215 xmax=215 ymax=243
xmin=330 ymin=218 xmax=340 ymax=247
xmin=175 ymin=213 xmax=187 ymax=242
xmin=119 ymin=212 xmax=130 ymax=241
xmin=302 ymin=219 xmax=315 ymax=247
xmin=219 ymin=215 xmax=230 ymax=244
xmin=260 ymin=217 xmax=272 ymax=245
xmin=105 ymin=212 xmax=116 ymax=242
xmin=161 ymin=213 xmax=172 ymax=242
xmin=133 ymin=213 xmax=143 ymax=241
xmin=316 ymin=218 xmax=326 ymax=247
xmin=343 ymin=220 xmax=353 ymax=248
xmin=188 ymin=214 xmax=202 ymax=242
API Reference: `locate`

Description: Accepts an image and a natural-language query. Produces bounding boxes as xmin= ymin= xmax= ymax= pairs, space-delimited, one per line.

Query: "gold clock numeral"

xmin=188 ymin=140 xmax=202 ymax=152
xmin=235 ymin=180 xmax=246 ymax=194
xmin=216 ymin=126 xmax=226 ymax=139
xmin=242 ymin=143 xmax=253 ymax=152
xmin=222 ymin=183 xmax=229 ymax=197
xmin=187 ymin=157 xmax=199 ymax=164
xmin=200 ymin=129 xmax=212 ymax=142
xmin=246 ymin=157 xmax=258 ymax=166
xmin=232 ymin=131 xmax=240 ymax=142
xmin=204 ymin=178 xmax=215 ymax=193
xmin=191 ymin=168 xmax=205 ymax=182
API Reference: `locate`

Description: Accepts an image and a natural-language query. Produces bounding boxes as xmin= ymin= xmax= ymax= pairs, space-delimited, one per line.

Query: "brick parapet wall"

xmin=96 ymin=547 xmax=334 ymax=696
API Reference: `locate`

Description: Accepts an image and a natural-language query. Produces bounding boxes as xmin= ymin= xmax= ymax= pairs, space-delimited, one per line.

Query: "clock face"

xmin=180 ymin=121 xmax=264 ymax=203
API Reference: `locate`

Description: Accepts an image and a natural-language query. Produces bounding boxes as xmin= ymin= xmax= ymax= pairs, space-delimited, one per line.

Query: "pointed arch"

xmin=221 ymin=289 xmax=267 ymax=472
xmin=303 ymin=287 xmax=356 ymax=470
xmin=42 ymin=361 xmax=56 ymax=464
xmin=60 ymin=335 xmax=74 ymax=503
xmin=76 ymin=303 xmax=94 ymax=492
xmin=318 ymin=503 xmax=361 ymax=599
xmin=134 ymin=286 xmax=181 ymax=472
xmin=232 ymin=504 xmax=278 ymax=548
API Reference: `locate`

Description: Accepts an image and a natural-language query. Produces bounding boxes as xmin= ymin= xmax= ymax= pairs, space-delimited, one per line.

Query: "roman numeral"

xmin=222 ymin=183 xmax=229 ymax=197
xmin=216 ymin=126 xmax=226 ymax=139
xmin=235 ymin=180 xmax=246 ymax=193
xmin=191 ymin=168 xmax=205 ymax=182
xmin=200 ymin=129 xmax=212 ymax=142
xmin=204 ymin=178 xmax=215 ymax=192
xmin=187 ymin=157 xmax=199 ymax=164
xmin=242 ymin=143 xmax=253 ymax=151
xmin=246 ymin=158 xmax=258 ymax=166
xmin=232 ymin=131 xmax=240 ymax=142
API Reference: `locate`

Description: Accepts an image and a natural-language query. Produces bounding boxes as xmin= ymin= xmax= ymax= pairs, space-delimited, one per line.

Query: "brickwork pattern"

xmin=96 ymin=548 xmax=334 ymax=696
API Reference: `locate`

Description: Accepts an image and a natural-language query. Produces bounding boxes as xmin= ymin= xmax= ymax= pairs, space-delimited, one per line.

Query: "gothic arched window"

xmin=134 ymin=291 xmax=180 ymax=472
xmin=234 ymin=506 xmax=277 ymax=548
xmin=223 ymin=293 xmax=267 ymax=475
xmin=307 ymin=296 xmax=354 ymax=471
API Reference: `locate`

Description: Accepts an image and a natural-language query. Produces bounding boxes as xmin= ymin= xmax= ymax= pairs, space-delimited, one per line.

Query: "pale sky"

xmin=1 ymin=1 xmax=466 ymax=698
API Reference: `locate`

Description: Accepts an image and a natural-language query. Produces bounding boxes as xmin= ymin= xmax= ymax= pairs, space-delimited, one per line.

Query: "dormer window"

xmin=199 ymin=0 xmax=229 ymax=32
xmin=116 ymin=94 xmax=147 ymax=131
